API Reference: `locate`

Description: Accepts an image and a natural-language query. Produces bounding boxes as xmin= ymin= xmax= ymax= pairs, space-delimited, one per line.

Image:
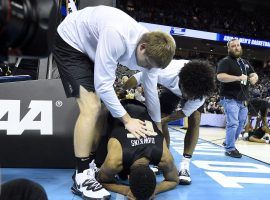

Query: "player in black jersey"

xmin=242 ymin=126 xmax=270 ymax=144
xmin=96 ymin=99 xmax=179 ymax=200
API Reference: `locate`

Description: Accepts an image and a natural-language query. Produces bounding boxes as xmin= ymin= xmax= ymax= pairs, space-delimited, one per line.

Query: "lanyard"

xmin=237 ymin=58 xmax=247 ymax=75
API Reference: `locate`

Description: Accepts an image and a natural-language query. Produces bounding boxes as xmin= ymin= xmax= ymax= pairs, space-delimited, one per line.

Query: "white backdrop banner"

xmin=200 ymin=114 xmax=270 ymax=128
xmin=200 ymin=113 xmax=226 ymax=127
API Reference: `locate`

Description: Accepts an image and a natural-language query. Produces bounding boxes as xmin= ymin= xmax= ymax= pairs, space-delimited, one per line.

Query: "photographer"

xmin=217 ymin=38 xmax=258 ymax=158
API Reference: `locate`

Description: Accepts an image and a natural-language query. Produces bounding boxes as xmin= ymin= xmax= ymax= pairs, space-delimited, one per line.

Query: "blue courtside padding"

xmin=168 ymin=118 xmax=184 ymax=126
xmin=1 ymin=126 xmax=270 ymax=200
xmin=0 ymin=75 xmax=31 ymax=83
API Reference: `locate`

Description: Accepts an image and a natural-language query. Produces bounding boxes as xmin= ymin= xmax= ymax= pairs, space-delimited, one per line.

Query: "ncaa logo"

xmin=0 ymin=100 xmax=53 ymax=135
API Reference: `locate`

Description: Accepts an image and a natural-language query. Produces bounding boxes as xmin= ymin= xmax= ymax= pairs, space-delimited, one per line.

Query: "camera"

xmin=0 ymin=0 xmax=58 ymax=61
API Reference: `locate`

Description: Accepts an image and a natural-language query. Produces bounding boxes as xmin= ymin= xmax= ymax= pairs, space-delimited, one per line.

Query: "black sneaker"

xmin=225 ymin=150 xmax=242 ymax=158
xmin=178 ymin=169 xmax=191 ymax=185
xmin=222 ymin=141 xmax=226 ymax=147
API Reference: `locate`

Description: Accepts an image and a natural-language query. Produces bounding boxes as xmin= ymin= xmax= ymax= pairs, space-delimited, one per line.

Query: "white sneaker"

xmin=179 ymin=169 xmax=191 ymax=185
xmin=263 ymin=133 xmax=270 ymax=141
xmin=89 ymin=160 xmax=100 ymax=175
xmin=71 ymin=167 xmax=110 ymax=200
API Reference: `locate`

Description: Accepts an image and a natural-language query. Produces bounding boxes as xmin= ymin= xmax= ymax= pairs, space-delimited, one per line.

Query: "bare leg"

xmin=74 ymin=86 xmax=101 ymax=158
xmin=255 ymin=116 xmax=261 ymax=130
xmin=183 ymin=111 xmax=201 ymax=155
xmin=162 ymin=123 xmax=170 ymax=147
xmin=91 ymin=104 xmax=109 ymax=152
xmin=71 ymin=87 xmax=111 ymax=199
xmin=244 ymin=115 xmax=252 ymax=132
xmin=179 ymin=111 xmax=201 ymax=185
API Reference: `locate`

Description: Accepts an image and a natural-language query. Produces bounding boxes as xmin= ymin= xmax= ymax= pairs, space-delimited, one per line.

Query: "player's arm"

xmin=98 ymin=162 xmax=131 ymax=197
xmin=94 ymin=28 xmax=147 ymax=139
xmin=155 ymin=140 xmax=179 ymax=195
xmin=124 ymin=72 xmax=163 ymax=131
xmin=162 ymin=97 xmax=204 ymax=124
xmin=161 ymin=110 xmax=186 ymax=124
xmin=98 ymin=139 xmax=128 ymax=195
xmin=249 ymin=135 xmax=268 ymax=143
xmin=102 ymin=183 xmax=130 ymax=196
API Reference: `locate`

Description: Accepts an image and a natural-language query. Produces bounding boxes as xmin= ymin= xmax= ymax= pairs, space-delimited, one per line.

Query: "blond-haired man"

xmin=53 ymin=5 xmax=175 ymax=200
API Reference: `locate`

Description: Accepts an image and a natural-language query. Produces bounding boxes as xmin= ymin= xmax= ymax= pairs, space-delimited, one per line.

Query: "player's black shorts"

xmin=159 ymin=87 xmax=204 ymax=115
xmin=53 ymin=33 xmax=95 ymax=98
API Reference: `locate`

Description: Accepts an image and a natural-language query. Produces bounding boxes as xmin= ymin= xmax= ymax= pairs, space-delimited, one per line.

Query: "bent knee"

xmin=77 ymin=94 xmax=101 ymax=115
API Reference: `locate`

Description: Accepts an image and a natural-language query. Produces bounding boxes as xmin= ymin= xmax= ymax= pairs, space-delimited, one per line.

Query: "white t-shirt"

xmin=134 ymin=59 xmax=205 ymax=117
xmin=57 ymin=6 xmax=161 ymax=122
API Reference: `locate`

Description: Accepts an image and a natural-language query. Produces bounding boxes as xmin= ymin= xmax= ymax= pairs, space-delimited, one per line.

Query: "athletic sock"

xmin=180 ymin=154 xmax=192 ymax=171
xmin=75 ymin=152 xmax=96 ymax=173
xmin=76 ymin=157 xmax=91 ymax=173
xmin=89 ymin=152 xmax=96 ymax=162
xmin=183 ymin=153 xmax=192 ymax=159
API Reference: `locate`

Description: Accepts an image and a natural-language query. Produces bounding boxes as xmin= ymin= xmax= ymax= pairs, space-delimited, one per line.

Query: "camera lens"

xmin=0 ymin=0 xmax=35 ymax=48
xmin=0 ymin=0 xmax=57 ymax=58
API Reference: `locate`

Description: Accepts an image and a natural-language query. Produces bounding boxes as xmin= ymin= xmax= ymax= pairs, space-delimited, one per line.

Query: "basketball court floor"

xmin=1 ymin=126 xmax=270 ymax=200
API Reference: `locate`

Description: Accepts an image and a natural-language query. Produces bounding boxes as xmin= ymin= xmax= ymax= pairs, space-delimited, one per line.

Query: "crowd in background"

xmin=117 ymin=0 xmax=270 ymax=39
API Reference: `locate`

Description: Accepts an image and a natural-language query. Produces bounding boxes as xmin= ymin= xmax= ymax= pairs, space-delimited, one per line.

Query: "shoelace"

xmin=93 ymin=167 xmax=100 ymax=173
xmin=89 ymin=161 xmax=100 ymax=178
xmin=82 ymin=177 xmax=104 ymax=192
xmin=85 ymin=168 xmax=96 ymax=178
xmin=180 ymin=169 xmax=190 ymax=177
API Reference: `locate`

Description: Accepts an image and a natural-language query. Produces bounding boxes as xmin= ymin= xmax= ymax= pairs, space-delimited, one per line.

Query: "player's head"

xmin=179 ymin=60 xmax=216 ymax=100
xmin=129 ymin=164 xmax=156 ymax=200
xmin=136 ymin=31 xmax=176 ymax=69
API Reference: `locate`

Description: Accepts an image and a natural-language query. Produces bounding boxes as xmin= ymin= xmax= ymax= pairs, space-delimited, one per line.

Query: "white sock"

xmin=242 ymin=132 xmax=249 ymax=140
xmin=180 ymin=157 xmax=191 ymax=171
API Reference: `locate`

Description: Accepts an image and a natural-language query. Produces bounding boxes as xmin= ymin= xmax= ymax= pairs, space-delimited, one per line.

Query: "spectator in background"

xmin=134 ymin=86 xmax=145 ymax=102
xmin=121 ymin=75 xmax=129 ymax=85
xmin=217 ymin=38 xmax=258 ymax=158
xmin=118 ymin=0 xmax=269 ymax=39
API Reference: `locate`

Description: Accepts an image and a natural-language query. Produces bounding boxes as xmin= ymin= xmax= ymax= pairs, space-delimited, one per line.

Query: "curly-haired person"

xmin=123 ymin=59 xmax=216 ymax=185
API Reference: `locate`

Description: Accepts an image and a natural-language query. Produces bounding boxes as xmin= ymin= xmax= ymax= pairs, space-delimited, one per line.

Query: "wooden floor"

xmin=186 ymin=126 xmax=270 ymax=164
